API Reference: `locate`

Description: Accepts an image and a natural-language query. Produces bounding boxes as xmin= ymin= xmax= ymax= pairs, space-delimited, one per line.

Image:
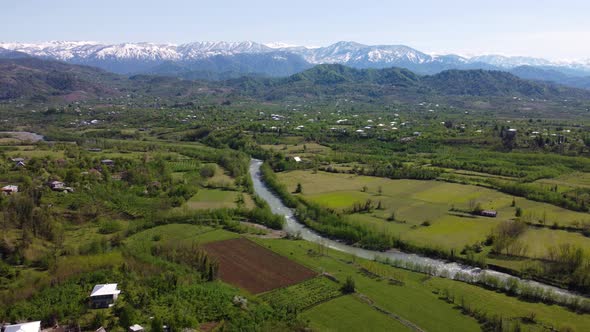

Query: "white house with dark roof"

xmin=1 ymin=185 xmax=18 ymax=195
xmin=90 ymin=283 xmax=121 ymax=308
xmin=128 ymin=324 xmax=144 ymax=332
xmin=3 ymin=321 xmax=41 ymax=332
xmin=49 ymin=181 xmax=65 ymax=190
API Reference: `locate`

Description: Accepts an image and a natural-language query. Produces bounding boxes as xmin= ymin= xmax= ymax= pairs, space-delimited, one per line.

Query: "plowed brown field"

xmin=204 ymin=238 xmax=316 ymax=294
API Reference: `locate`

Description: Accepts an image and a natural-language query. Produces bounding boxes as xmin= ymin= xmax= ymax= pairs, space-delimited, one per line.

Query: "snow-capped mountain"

xmin=178 ymin=41 xmax=272 ymax=59
xmin=2 ymin=40 xmax=590 ymax=83
xmin=468 ymin=55 xmax=554 ymax=68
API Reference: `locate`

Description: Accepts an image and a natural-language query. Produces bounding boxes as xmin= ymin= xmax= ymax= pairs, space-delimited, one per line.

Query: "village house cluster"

xmin=1 ymin=284 xmax=150 ymax=332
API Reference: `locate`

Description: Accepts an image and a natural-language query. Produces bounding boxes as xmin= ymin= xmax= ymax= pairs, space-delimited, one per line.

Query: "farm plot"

xmin=178 ymin=188 xmax=254 ymax=210
xmin=168 ymin=159 xmax=201 ymax=172
xmin=302 ymin=295 xmax=413 ymax=332
xmin=259 ymin=276 xmax=342 ymax=311
xmin=278 ymin=170 xmax=590 ymax=251
xmin=203 ymin=238 xmax=316 ymax=294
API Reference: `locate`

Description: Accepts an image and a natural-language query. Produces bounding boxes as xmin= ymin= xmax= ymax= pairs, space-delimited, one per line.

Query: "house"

xmin=4 ymin=321 xmax=41 ymax=332
xmin=101 ymin=159 xmax=114 ymax=166
xmin=49 ymin=181 xmax=65 ymax=190
xmin=1 ymin=185 xmax=18 ymax=195
xmin=90 ymin=283 xmax=121 ymax=308
xmin=48 ymin=181 xmax=74 ymax=193
xmin=480 ymin=210 xmax=498 ymax=218
xmin=293 ymin=156 xmax=302 ymax=163
xmin=128 ymin=325 xmax=144 ymax=332
xmin=11 ymin=158 xmax=26 ymax=167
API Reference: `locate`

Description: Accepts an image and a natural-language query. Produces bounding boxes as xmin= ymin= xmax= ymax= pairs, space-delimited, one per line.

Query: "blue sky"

xmin=2 ymin=0 xmax=590 ymax=60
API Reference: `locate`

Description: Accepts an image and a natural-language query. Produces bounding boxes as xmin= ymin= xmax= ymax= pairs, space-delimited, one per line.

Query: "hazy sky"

xmin=2 ymin=0 xmax=590 ymax=60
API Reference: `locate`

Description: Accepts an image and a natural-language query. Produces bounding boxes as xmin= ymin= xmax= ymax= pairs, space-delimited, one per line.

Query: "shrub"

xmin=341 ymin=276 xmax=355 ymax=294
xmin=199 ymin=164 xmax=217 ymax=178
xmin=98 ymin=219 xmax=123 ymax=234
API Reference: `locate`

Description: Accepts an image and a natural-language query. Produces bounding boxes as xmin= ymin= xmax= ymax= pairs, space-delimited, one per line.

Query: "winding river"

xmin=249 ymin=159 xmax=584 ymax=301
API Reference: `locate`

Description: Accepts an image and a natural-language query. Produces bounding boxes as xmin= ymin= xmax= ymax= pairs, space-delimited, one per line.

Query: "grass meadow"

xmin=278 ymin=170 xmax=590 ymax=265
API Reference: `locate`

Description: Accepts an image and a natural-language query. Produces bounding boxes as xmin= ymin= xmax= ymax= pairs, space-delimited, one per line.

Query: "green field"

xmin=278 ymin=170 xmax=590 ymax=262
xmin=252 ymin=237 xmax=590 ymax=332
xmin=6 ymin=149 xmax=65 ymax=159
xmin=260 ymin=142 xmax=333 ymax=160
xmin=125 ymin=224 xmax=239 ymax=252
xmin=260 ymin=276 xmax=342 ymax=311
xmin=302 ymin=295 xmax=413 ymax=332
xmin=306 ymin=191 xmax=370 ymax=209
xmin=535 ymin=172 xmax=590 ymax=189
xmin=176 ymin=188 xmax=253 ymax=210
xmin=519 ymin=227 xmax=590 ymax=257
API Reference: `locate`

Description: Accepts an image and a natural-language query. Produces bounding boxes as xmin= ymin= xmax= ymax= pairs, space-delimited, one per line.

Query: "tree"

xmin=387 ymin=211 xmax=396 ymax=222
xmin=377 ymin=186 xmax=383 ymax=196
xmin=294 ymin=183 xmax=303 ymax=194
xmin=151 ymin=317 xmax=164 ymax=332
xmin=473 ymin=203 xmax=483 ymax=214
xmin=199 ymin=164 xmax=216 ymax=178
xmin=117 ymin=304 xmax=136 ymax=329
xmin=515 ymin=207 xmax=522 ymax=217
xmin=341 ymin=276 xmax=355 ymax=294
xmin=235 ymin=193 xmax=245 ymax=209
xmin=491 ymin=220 xmax=527 ymax=255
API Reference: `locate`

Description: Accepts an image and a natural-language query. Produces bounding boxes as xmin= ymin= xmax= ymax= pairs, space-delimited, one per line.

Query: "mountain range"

xmin=2 ymin=41 xmax=590 ymax=89
xmin=2 ymin=55 xmax=588 ymax=105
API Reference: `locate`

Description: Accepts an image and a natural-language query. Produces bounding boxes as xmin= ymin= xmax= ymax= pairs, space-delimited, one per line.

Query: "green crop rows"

xmin=168 ymin=159 xmax=201 ymax=172
xmin=260 ymin=276 xmax=342 ymax=311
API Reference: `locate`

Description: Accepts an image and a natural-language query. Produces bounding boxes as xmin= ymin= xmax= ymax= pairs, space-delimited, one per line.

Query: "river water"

xmin=249 ymin=159 xmax=584 ymax=301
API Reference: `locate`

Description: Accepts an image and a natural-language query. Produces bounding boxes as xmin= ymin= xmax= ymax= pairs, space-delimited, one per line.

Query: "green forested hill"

xmin=2 ymin=58 xmax=590 ymax=103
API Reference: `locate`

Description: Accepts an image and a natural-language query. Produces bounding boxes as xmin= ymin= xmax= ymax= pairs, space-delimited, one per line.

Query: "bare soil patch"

xmin=204 ymin=238 xmax=316 ymax=293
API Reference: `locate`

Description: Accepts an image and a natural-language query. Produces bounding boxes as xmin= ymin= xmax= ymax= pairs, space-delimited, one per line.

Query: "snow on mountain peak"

xmin=1 ymin=40 xmax=590 ymax=73
xmin=264 ymin=42 xmax=301 ymax=49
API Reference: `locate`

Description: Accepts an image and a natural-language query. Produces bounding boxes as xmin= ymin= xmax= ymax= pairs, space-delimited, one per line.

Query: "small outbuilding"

xmin=48 ymin=181 xmax=74 ymax=193
xmin=90 ymin=283 xmax=121 ymax=308
xmin=128 ymin=324 xmax=144 ymax=332
xmin=480 ymin=210 xmax=498 ymax=218
xmin=1 ymin=185 xmax=18 ymax=195
xmin=3 ymin=321 xmax=41 ymax=332
xmin=293 ymin=156 xmax=302 ymax=163
xmin=101 ymin=159 xmax=115 ymax=166
xmin=49 ymin=181 xmax=65 ymax=190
